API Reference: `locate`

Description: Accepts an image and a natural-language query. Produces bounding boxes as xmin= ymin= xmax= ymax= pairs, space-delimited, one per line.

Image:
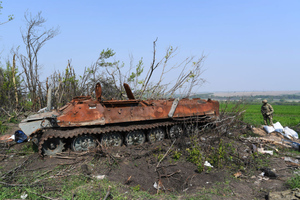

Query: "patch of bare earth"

xmin=0 ymin=125 xmax=299 ymax=199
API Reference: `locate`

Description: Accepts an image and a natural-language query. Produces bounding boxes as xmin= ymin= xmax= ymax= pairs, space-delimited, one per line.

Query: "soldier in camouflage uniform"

xmin=261 ymin=99 xmax=274 ymax=125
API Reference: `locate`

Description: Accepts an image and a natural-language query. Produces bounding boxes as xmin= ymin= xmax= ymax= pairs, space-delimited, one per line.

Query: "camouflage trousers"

xmin=263 ymin=114 xmax=273 ymax=126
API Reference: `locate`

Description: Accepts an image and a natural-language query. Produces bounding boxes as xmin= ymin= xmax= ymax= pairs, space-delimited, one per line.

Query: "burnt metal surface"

xmin=56 ymin=97 xmax=219 ymax=127
xmin=20 ymin=82 xmax=219 ymax=156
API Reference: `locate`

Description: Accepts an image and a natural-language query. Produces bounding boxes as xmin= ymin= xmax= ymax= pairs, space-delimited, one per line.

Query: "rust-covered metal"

xmin=19 ymin=83 xmax=219 ymax=156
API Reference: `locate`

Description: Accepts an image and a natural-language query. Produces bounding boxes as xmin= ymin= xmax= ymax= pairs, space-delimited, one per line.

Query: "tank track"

xmin=38 ymin=120 xmax=181 ymax=156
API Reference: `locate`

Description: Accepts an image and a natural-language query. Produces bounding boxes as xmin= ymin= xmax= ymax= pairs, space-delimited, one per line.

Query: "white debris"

xmin=204 ymin=161 xmax=214 ymax=168
xmin=93 ymin=175 xmax=106 ymax=180
xmin=153 ymin=182 xmax=161 ymax=189
xmin=9 ymin=135 xmax=15 ymax=140
xmin=263 ymin=125 xmax=275 ymax=134
xmin=257 ymin=147 xmax=273 ymax=155
xmin=263 ymin=121 xmax=298 ymax=140
xmin=273 ymin=122 xmax=284 ymax=133
xmin=284 ymin=157 xmax=299 ymax=164
xmin=283 ymin=127 xmax=298 ymax=139
xmin=37 ymin=107 xmax=47 ymax=113
xmin=21 ymin=192 xmax=28 ymax=199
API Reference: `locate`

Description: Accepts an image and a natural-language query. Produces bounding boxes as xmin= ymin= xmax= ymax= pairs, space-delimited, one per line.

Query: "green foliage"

xmin=98 ymin=48 xmax=118 ymax=67
xmin=251 ymin=152 xmax=270 ymax=169
xmin=208 ymin=140 xmax=226 ymax=168
xmin=287 ymin=173 xmax=300 ymax=189
xmin=187 ymin=145 xmax=204 ymax=172
xmin=21 ymin=143 xmax=36 ymax=154
xmin=127 ymin=58 xmax=144 ymax=85
xmin=205 ymin=140 xmax=235 ymax=169
xmin=131 ymin=184 xmax=141 ymax=192
xmin=242 ymin=104 xmax=300 ymax=127
xmin=172 ymin=150 xmax=182 ymax=161
xmin=220 ymin=102 xmax=300 ymax=127
xmin=0 ymin=62 xmax=22 ymax=111
xmin=0 ymin=1 xmax=14 ymax=25
xmin=0 ymin=120 xmax=8 ymax=135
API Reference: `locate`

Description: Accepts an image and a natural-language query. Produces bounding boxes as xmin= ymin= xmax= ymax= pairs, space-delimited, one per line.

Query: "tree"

xmin=0 ymin=59 xmax=22 ymax=112
xmin=0 ymin=1 xmax=14 ymax=25
xmin=97 ymin=39 xmax=206 ymax=100
xmin=16 ymin=11 xmax=59 ymax=111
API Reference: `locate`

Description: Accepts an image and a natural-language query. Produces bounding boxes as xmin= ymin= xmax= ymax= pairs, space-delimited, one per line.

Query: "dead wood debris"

xmin=102 ymin=185 xmax=111 ymax=200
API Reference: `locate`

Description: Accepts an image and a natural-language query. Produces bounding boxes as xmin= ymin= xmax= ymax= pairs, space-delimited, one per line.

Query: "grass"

xmin=0 ymin=120 xmax=8 ymax=135
xmin=287 ymin=172 xmax=300 ymax=189
xmin=221 ymin=103 xmax=300 ymax=127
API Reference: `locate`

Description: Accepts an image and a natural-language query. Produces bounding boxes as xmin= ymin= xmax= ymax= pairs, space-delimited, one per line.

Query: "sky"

xmin=0 ymin=0 xmax=299 ymax=93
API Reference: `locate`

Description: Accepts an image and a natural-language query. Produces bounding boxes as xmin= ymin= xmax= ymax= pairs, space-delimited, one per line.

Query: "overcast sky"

xmin=0 ymin=0 xmax=299 ymax=93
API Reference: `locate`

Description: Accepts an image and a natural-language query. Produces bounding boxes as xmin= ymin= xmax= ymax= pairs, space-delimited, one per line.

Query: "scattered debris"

xmin=234 ymin=171 xmax=242 ymax=178
xmin=204 ymin=161 xmax=214 ymax=168
xmin=153 ymin=182 xmax=161 ymax=190
xmin=0 ymin=134 xmax=14 ymax=142
xmin=257 ymin=147 xmax=273 ymax=155
xmin=291 ymin=142 xmax=300 ymax=151
xmin=268 ymin=188 xmax=300 ymax=200
xmin=21 ymin=192 xmax=28 ymax=199
xmin=273 ymin=122 xmax=284 ymax=133
xmin=284 ymin=157 xmax=299 ymax=163
xmin=260 ymin=168 xmax=277 ymax=179
xmin=263 ymin=121 xmax=298 ymax=139
xmin=284 ymin=126 xmax=299 ymax=139
xmin=263 ymin=125 xmax=275 ymax=134
xmin=14 ymin=130 xmax=27 ymax=144
xmin=93 ymin=175 xmax=106 ymax=180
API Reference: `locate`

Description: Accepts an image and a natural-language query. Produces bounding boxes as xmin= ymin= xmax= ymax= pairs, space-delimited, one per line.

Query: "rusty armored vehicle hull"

xmin=19 ymin=83 xmax=219 ymax=156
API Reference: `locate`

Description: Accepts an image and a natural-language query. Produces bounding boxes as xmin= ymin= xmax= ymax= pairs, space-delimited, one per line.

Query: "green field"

xmin=221 ymin=103 xmax=300 ymax=127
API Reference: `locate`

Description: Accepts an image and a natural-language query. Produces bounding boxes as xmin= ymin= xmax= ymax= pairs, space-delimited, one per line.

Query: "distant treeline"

xmin=188 ymin=93 xmax=300 ymax=105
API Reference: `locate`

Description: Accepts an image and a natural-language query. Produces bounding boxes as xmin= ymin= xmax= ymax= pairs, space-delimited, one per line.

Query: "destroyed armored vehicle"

xmin=19 ymin=83 xmax=219 ymax=156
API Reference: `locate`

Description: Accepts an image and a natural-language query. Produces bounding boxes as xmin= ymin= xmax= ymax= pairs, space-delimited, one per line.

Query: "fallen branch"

xmin=1 ymin=157 xmax=30 ymax=179
xmin=103 ymin=185 xmax=111 ymax=200
xmin=30 ymin=191 xmax=61 ymax=200
xmin=161 ymin=170 xmax=181 ymax=178
xmin=0 ymin=108 xmax=12 ymax=117
xmin=0 ymin=181 xmax=29 ymax=187
xmin=125 ymin=176 xmax=132 ymax=185
xmin=156 ymin=139 xmax=176 ymax=169
xmin=50 ymin=155 xmax=76 ymax=160
xmin=0 ymin=181 xmax=43 ymax=188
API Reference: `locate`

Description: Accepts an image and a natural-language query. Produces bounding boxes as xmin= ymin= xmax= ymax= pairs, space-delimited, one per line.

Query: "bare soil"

xmin=1 ymin=123 xmax=299 ymax=199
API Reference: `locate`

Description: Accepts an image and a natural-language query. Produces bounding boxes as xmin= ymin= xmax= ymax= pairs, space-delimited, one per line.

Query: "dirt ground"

xmin=1 ymin=123 xmax=300 ymax=199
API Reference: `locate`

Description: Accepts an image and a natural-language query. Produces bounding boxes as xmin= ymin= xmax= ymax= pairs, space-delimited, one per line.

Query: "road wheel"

xmin=169 ymin=125 xmax=183 ymax=139
xmin=71 ymin=135 xmax=97 ymax=151
xmin=101 ymin=132 xmax=123 ymax=147
xmin=125 ymin=130 xmax=146 ymax=146
xmin=42 ymin=138 xmax=65 ymax=156
xmin=147 ymin=128 xmax=165 ymax=143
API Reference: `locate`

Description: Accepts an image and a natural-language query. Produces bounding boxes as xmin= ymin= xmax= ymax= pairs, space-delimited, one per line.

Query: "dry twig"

xmin=103 ymin=185 xmax=111 ymax=200
xmin=156 ymin=139 xmax=176 ymax=169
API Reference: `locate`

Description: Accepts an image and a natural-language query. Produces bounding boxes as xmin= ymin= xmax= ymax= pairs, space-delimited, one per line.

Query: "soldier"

xmin=261 ymin=99 xmax=274 ymax=125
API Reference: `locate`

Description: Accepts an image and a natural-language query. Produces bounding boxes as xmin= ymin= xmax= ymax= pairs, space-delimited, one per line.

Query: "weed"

xmin=157 ymin=154 xmax=164 ymax=162
xmin=287 ymin=173 xmax=300 ymax=189
xmin=21 ymin=143 xmax=36 ymax=154
xmin=131 ymin=184 xmax=141 ymax=192
xmin=187 ymin=145 xmax=204 ymax=172
xmin=172 ymin=150 xmax=182 ymax=161
xmin=0 ymin=121 xmax=8 ymax=135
